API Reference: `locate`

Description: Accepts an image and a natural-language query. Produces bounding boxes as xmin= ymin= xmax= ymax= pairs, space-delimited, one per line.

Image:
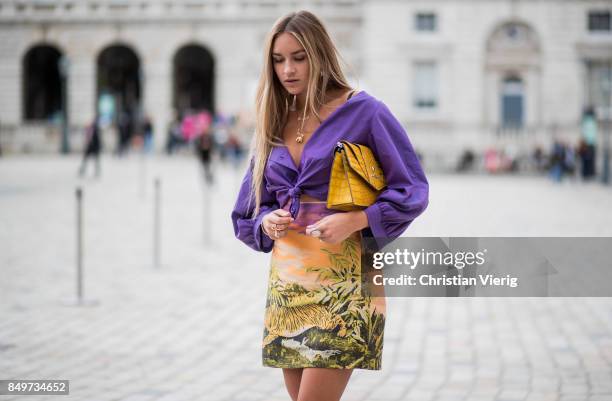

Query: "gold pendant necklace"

xmin=296 ymin=114 xmax=310 ymax=144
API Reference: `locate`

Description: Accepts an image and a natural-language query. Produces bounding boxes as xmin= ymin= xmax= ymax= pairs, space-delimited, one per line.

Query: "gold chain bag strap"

xmin=327 ymin=141 xmax=387 ymax=211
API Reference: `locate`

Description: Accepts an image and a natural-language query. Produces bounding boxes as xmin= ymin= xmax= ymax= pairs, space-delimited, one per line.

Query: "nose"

xmin=283 ymin=60 xmax=295 ymax=76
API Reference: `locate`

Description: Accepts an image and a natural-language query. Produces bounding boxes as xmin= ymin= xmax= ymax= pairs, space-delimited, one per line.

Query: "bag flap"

xmin=340 ymin=141 xmax=386 ymax=191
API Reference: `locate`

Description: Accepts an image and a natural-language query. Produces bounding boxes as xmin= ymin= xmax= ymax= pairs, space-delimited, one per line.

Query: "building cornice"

xmin=0 ymin=0 xmax=362 ymax=24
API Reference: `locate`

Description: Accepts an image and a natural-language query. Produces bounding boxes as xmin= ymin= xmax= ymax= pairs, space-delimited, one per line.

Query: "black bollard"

xmin=203 ymin=180 xmax=211 ymax=245
xmin=76 ymin=187 xmax=83 ymax=302
xmin=154 ymin=177 xmax=161 ymax=268
xmin=139 ymin=152 xmax=147 ymax=199
xmin=62 ymin=187 xmax=98 ymax=307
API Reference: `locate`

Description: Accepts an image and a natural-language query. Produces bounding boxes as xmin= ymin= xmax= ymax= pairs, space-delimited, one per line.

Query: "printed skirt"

xmin=262 ymin=201 xmax=386 ymax=370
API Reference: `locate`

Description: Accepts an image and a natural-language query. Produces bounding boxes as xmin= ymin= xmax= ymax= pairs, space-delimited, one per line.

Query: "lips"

xmin=285 ymin=79 xmax=299 ymax=84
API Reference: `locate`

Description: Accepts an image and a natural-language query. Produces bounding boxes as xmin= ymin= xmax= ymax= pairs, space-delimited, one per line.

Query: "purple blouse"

xmin=231 ymin=90 xmax=429 ymax=253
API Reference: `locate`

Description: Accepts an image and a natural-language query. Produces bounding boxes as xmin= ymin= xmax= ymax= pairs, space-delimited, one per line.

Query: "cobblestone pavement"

xmin=1 ymin=154 xmax=611 ymax=401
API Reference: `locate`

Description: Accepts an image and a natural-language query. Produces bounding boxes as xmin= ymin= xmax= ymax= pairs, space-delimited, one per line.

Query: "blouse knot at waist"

xmin=288 ymin=186 xmax=303 ymax=198
xmin=284 ymin=186 xmax=328 ymax=219
xmin=288 ymin=186 xmax=302 ymax=218
xmin=289 ymin=185 xmax=302 ymax=219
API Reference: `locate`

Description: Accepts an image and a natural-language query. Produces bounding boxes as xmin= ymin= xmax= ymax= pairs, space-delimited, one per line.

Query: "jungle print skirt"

xmin=262 ymin=201 xmax=386 ymax=370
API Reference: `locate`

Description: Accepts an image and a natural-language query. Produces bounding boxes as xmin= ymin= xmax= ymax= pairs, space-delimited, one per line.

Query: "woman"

xmin=231 ymin=10 xmax=429 ymax=401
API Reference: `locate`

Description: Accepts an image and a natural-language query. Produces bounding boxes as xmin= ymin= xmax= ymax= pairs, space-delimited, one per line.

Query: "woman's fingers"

xmin=269 ymin=223 xmax=289 ymax=231
xmin=263 ymin=209 xmax=294 ymax=239
xmin=306 ymin=219 xmax=326 ymax=237
xmin=270 ymin=210 xmax=293 ymax=225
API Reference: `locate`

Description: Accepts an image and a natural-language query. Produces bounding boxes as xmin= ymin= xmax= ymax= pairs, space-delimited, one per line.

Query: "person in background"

xmin=456 ymin=149 xmax=475 ymax=172
xmin=579 ymin=107 xmax=598 ymax=180
xmin=549 ymin=139 xmax=566 ymax=182
xmin=116 ymin=110 xmax=132 ymax=157
xmin=78 ymin=114 xmax=102 ymax=178
xmin=563 ymin=142 xmax=577 ymax=179
xmin=195 ymin=110 xmax=215 ymax=185
xmin=532 ymin=145 xmax=546 ymax=173
xmin=142 ymin=115 xmax=154 ymax=154
xmin=165 ymin=111 xmax=184 ymax=155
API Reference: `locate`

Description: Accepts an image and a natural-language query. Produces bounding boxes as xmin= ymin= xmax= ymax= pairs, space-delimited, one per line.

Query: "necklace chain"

xmin=295 ymin=113 xmax=310 ymax=144
xmin=291 ymin=90 xmax=353 ymax=144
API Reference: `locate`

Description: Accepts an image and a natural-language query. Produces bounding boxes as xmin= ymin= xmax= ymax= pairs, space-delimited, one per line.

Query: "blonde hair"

xmin=248 ymin=10 xmax=355 ymax=217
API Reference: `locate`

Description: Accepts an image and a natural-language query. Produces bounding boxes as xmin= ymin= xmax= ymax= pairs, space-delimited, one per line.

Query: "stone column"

xmin=0 ymin=31 xmax=24 ymax=126
xmin=143 ymin=60 xmax=171 ymax=152
xmin=68 ymin=56 xmax=95 ymax=128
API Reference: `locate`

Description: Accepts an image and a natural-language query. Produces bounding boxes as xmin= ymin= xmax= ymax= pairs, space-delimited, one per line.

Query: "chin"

xmin=287 ymin=88 xmax=304 ymax=96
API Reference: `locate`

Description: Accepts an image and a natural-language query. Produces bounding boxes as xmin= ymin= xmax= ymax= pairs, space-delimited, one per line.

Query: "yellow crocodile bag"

xmin=327 ymin=141 xmax=387 ymax=211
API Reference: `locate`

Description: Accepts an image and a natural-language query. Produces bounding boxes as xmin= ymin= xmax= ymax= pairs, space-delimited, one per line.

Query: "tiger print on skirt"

xmin=262 ymin=201 xmax=386 ymax=370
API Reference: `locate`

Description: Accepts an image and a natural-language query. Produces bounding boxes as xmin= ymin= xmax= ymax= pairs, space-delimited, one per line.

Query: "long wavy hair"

xmin=248 ymin=10 xmax=355 ymax=217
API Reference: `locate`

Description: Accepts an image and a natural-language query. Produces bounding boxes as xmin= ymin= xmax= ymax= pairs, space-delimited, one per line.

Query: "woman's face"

xmin=272 ymin=32 xmax=310 ymax=96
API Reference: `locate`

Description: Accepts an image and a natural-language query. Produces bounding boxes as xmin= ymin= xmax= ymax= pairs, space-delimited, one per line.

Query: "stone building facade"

xmin=0 ymin=0 xmax=611 ymax=169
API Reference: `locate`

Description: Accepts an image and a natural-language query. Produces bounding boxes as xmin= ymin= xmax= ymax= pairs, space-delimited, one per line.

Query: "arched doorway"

xmin=23 ymin=44 xmax=63 ymax=121
xmin=97 ymin=44 xmax=141 ymax=153
xmin=173 ymin=44 xmax=215 ymax=116
xmin=501 ymin=76 xmax=524 ymax=128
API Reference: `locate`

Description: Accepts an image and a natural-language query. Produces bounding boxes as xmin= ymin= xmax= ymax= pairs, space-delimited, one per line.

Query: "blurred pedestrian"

xmin=226 ymin=133 xmax=244 ymax=168
xmin=78 ymin=115 xmax=102 ymax=178
xmin=579 ymin=107 xmax=598 ymax=180
xmin=577 ymin=139 xmax=596 ymax=181
xmin=484 ymin=147 xmax=500 ymax=173
xmin=142 ymin=115 xmax=154 ymax=154
xmin=532 ymin=145 xmax=546 ymax=172
xmin=549 ymin=140 xmax=566 ymax=182
xmin=116 ymin=110 xmax=132 ymax=157
xmin=195 ymin=111 xmax=215 ymax=185
xmin=564 ymin=143 xmax=577 ymax=178
xmin=213 ymin=112 xmax=229 ymax=161
xmin=181 ymin=110 xmax=212 ymax=143
xmin=165 ymin=111 xmax=184 ymax=154
xmin=456 ymin=149 xmax=475 ymax=172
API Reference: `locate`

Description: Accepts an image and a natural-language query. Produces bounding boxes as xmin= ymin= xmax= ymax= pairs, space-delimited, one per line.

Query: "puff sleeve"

xmin=231 ymin=158 xmax=279 ymax=253
xmin=363 ymin=101 xmax=429 ymax=249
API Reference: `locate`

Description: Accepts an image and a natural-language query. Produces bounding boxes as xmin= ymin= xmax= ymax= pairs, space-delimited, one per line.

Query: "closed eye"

xmin=273 ymin=56 xmax=306 ymax=63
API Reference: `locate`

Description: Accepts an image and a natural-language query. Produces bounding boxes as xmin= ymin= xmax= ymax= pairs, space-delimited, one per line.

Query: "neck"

xmin=292 ymin=88 xmax=342 ymax=114
xmin=295 ymin=92 xmax=307 ymax=113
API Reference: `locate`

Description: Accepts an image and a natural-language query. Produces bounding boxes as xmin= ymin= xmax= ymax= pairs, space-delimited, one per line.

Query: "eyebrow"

xmin=272 ymin=50 xmax=305 ymax=56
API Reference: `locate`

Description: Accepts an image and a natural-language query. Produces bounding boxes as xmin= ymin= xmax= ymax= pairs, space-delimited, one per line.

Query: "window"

xmin=413 ymin=62 xmax=438 ymax=109
xmin=588 ymin=10 xmax=611 ymax=32
xmin=415 ymin=13 xmax=437 ymax=32
xmin=585 ymin=60 xmax=612 ymax=111
xmin=501 ymin=77 xmax=524 ymax=128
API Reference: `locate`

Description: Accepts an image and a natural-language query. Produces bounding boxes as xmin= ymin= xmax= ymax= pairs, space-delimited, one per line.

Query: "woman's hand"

xmin=261 ymin=209 xmax=294 ymax=240
xmin=305 ymin=211 xmax=369 ymax=244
